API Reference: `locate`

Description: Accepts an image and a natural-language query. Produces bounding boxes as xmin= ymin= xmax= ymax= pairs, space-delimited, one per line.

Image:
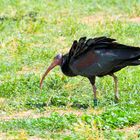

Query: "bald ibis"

xmin=40 ymin=36 xmax=140 ymax=106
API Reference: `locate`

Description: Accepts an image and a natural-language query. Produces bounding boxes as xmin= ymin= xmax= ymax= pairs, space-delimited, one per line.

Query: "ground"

xmin=0 ymin=0 xmax=140 ymax=139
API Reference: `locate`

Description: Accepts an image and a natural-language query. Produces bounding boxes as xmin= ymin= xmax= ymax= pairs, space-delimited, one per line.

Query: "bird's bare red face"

xmin=40 ymin=53 xmax=62 ymax=89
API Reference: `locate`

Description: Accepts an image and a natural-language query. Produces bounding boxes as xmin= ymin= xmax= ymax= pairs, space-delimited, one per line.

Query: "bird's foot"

xmin=93 ymin=99 xmax=98 ymax=107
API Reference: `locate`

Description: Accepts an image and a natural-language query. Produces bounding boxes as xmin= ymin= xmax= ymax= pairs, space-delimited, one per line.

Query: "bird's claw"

xmin=93 ymin=99 xmax=98 ymax=107
xmin=114 ymin=96 xmax=119 ymax=103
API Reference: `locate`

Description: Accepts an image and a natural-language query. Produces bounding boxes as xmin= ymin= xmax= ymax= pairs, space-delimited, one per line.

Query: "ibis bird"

xmin=40 ymin=36 xmax=140 ymax=106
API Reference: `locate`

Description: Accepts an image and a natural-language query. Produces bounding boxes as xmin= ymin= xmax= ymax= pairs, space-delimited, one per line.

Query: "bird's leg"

xmin=93 ymin=84 xmax=97 ymax=106
xmin=110 ymin=74 xmax=119 ymax=102
xmin=88 ymin=77 xmax=98 ymax=107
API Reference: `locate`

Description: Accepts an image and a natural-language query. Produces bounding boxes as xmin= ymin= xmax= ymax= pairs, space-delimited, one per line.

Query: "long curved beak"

xmin=40 ymin=59 xmax=60 ymax=89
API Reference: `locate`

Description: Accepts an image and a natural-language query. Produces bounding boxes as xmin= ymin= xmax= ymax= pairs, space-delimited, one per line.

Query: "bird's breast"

xmin=61 ymin=59 xmax=77 ymax=77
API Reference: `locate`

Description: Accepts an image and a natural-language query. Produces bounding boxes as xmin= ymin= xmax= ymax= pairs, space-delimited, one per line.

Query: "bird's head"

xmin=40 ymin=53 xmax=63 ymax=89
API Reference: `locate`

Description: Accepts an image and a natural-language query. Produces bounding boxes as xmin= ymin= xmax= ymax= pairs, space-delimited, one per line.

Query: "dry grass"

xmin=17 ymin=66 xmax=40 ymax=75
xmin=74 ymin=120 xmax=104 ymax=140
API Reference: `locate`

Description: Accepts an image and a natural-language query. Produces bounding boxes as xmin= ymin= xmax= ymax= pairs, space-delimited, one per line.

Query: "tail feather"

xmin=128 ymin=50 xmax=140 ymax=61
xmin=129 ymin=60 xmax=140 ymax=66
xmin=121 ymin=48 xmax=140 ymax=61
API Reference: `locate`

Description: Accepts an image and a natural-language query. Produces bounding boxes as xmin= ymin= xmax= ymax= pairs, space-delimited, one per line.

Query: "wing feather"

xmin=68 ymin=36 xmax=116 ymax=61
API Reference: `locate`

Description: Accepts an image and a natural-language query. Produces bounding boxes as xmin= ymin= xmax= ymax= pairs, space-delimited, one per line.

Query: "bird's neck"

xmin=61 ymin=58 xmax=76 ymax=77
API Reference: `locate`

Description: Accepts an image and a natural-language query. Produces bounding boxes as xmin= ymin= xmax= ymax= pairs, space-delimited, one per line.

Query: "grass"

xmin=0 ymin=0 xmax=140 ymax=139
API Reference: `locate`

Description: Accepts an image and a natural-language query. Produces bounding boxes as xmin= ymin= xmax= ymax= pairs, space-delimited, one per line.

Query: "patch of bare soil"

xmin=28 ymin=137 xmax=46 ymax=140
xmin=81 ymin=13 xmax=123 ymax=26
xmin=0 ymin=110 xmax=36 ymax=121
xmin=0 ymin=132 xmax=46 ymax=140
xmin=81 ymin=15 xmax=104 ymax=25
xmin=0 ymin=108 xmax=102 ymax=121
xmin=129 ymin=17 xmax=140 ymax=23
xmin=116 ymin=124 xmax=140 ymax=139
xmin=116 ymin=124 xmax=140 ymax=132
xmin=0 ymin=133 xmax=6 ymax=140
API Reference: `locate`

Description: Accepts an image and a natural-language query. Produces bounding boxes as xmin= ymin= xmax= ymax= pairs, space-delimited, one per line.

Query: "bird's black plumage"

xmin=61 ymin=36 xmax=140 ymax=77
xmin=59 ymin=36 xmax=140 ymax=106
xmin=41 ymin=36 xmax=140 ymax=106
